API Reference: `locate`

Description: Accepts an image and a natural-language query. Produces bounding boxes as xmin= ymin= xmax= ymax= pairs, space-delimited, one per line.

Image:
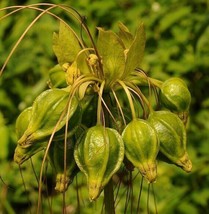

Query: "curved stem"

xmin=125 ymin=81 xmax=154 ymax=117
xmin=136 ymin=176 xmax=144 ymax=213
xmin=96 ymin=81 xmax=105 ymax=125
xmin=152 ymin=183 xmax=158 ymax=214
xmin=0 ymin=5 xmax=56 ymax=76
xmin=70 ymin=75 xmax=101 ymax=93
xmin=149 ymin=77 xmax=163 ymax=88
xmin=111 ymin=89 xmax=126 ymax=127
xmin=147 ymin=183 xmax=151 ymax=214
xmin=131 ymin=70 xmax=163 ymax=91
xmin=117 ymin=80 xmax=136 ymax=120
xmin=62 ymin=93 xmax=75 ymax=214
xmin=37 ymin=93 xmax=73 ymax=213
xmin=0 ymin=4 xmax=91 ymax=76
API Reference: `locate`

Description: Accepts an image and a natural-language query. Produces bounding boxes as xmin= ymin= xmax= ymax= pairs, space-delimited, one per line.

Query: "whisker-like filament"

xmin=126 ymin=84 xmax=147 ymax=118
xmin=0 ymin=3 xmax=97 ymax=76
xmin=130 ymin=172 xmax=134 ymax=214
xmin=136 ymin=175 xmax=144 ymax=213
xmin=0 ymin=2 xmax=193 ymax=213
xmin=18 ymin=165 xmax=32 ymax=214
xmin=0 ymin=4 xmax=57 ymax=76
xmin=101 ymin=94 xmax=117 ymax=124
xmin=124 ymin=181 xmax=129 ymax=214
xmin=111 ymin=89 xmax=127 ymax=127
xmin=152 ymin=86 xmax=160 ymax=109
xmin=114 ymin=178 xmax=122 ymax=206
xmin=42 ymin=161 xmax=53 ymax=214
xmin=125 ymin=82 xmax=151 ymax=118
xmin=61 ymin=90 xmax=79 ymax=213
xmin=147 ymin=183 xmax=151 ymax=214
xmin=135 ymin=67 xmax=153 ymax=100
xmin=152 ymin=183 xmax=158 ymax=214
xmin=124 ymin=171 xmax=132 ymax=214
xmin=30 ymin=157 xmax=39 ymax=185
xmin=37 ymin=95 xmax=73 ymax=214
xmin=114 ymin=175 xmax=123 ymax=208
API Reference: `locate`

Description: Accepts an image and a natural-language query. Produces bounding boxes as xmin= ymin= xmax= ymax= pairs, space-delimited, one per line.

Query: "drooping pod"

xmin=18 ymin=88 xmax=81 ymax=147
xmin=74 ymin=125 xmax=124 ymax=201
xmin=14 ymin=142 xmax=47 ymax=165
xmin=148 ymin=110 xmax=192 ymax=172
xmin=14 ymin=107 xmax=46 ymax=164
xmin=48 ymin=64 xmax=68 ymax=88
xmin=16 ymin=107 xmax=32 ymax=139
xmin=160 ymin=77 xmax=191 ymax=113
xmin=122 ymin=119 xmax=159 ymax=183
xmin=48 ymin=137 xmax=79 ymax=192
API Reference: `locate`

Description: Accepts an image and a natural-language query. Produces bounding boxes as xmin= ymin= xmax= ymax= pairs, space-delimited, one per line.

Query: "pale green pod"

xmin=18 ymin=88 xmax=81 ymax=147
xmin=14 ymin=107 xmax=46 ymax=164
xmin=148 ymin=110 xmax=192 ymax=172
xmin=16 ymin=107 xmax=32 ymax=139
xmin=122 ymin=119 xmax=159 ymax=183
xmin=14 ymin=142 xmax=46 ymax=165
xmin=74 ymin=125 xmax=124 ymax=201
xmin=160 ymin=77 xmax=191 ymax=112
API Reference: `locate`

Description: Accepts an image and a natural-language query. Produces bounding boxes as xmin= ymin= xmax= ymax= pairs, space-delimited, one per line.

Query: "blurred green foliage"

xmin=0 ymin=0 xmax=209 ymax=213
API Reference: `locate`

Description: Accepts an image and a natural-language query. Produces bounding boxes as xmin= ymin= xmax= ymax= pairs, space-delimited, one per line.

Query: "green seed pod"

xmin=148 ymin=110 xmax=192 ymax=172
xmin=18 ymin=88 xmax=81 ymax=147
xmin=160 ymin=77 xmax=191 ymax=112
xmin=14 ymin=142 xmax=46 ymax=165
xmin=16 ymin=107 xmax=32 ymax=139
xmin=14 ymin=107 xmax=46 ymax=164
xmin=52 ymin=101 xmax=82 ymax=141
xmin=122 ymin=119 xmax=159 ymax=183
xmin=74 ymin=125 xmax=124 ymax=201
xmin=48 ymin=138 xmax=79 ymax=192
xmin=48 ymin=64 xmax=68 ymax=88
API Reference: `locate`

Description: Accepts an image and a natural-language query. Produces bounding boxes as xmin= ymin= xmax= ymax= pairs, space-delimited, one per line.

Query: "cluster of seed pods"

xmin=14 ymin=17 xmax=192 ymax=203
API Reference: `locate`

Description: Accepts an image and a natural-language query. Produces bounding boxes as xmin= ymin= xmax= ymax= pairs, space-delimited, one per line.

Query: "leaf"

xmin=177 ymin=201 xmax=199 ymax=214
xmin=123 ymin=23 xmax=146 ymax=78
xmin=76 ymin=50 xmax=92 ymax=75
xmin=97 ymin=28 xmax=125 ymax=85
xmin=0 ymin=113 xmax=9 ymax=160
xmin=191 ymin=189 xmax=209 ymax=207
xmin=118 ymin=22 xmax=134 ymax=49
xmin=52 ymin=22 xmax=81 ymax=66
xmin=159 ymin=7 xmax=191 ymax=32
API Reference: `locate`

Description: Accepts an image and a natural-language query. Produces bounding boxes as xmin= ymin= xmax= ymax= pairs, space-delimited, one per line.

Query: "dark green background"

xmin=0 ymin=0 xmax=209 ymax=213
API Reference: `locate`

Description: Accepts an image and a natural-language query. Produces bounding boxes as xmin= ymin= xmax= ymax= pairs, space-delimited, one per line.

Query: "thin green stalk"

xmin=125 ymin=81 xmax=154 ymax=116
xmin=117 ymin=80 xmax=136 ymax=119
xmin=149 ymin=77 xmax=163 ymax=88
xmin=152 ymin=183 xmax=158 ymax=214
xmin=111 ymin=89 xmax=126 ymax=127
xmin=96 ymin=81 xmax=105 ymax=125
xmin=0 ymin=4 xmax=57 ymax=76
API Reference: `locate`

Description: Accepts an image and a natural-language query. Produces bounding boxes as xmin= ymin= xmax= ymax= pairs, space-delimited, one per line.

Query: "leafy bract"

xmin=52 ymin=22 xmax=81 ymax=66
xmin=97 ymin=28 xmax=125 ymax=86
xmin=123 ymin=23 xmax=146 ymax=78
xmin=118 ymin=22 xmax=134 ymax=49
